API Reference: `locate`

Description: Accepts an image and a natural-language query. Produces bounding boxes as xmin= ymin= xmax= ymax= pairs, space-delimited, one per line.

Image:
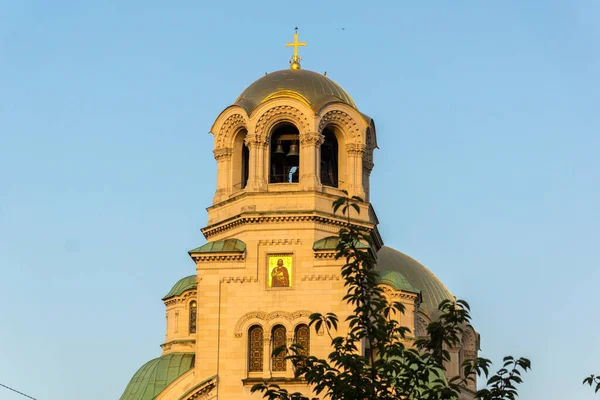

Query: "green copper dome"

xmin=162 ymin=275 xmax=197 ymax=301
xmin=375 ymin=246 xmax=454 ymax=316
xmin=376 ymin=270 xmax=419 ymax=294
xmin=188 ymin=238 xmax=246 ymax=254
xmin=235 ymin=69 xmax=357 ymax=113
xmin=120 ymin=352 xmax=195 ymax=400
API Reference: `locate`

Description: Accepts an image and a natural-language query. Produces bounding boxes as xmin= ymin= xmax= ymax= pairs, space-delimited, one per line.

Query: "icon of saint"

xmin=271 ymin=258 xmax=290 ymax=287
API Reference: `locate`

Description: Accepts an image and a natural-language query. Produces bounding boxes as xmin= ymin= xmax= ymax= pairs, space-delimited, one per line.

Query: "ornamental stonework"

xmin=234 ymin=310 xmax=313 ymax=337
xmin=255 ymin=105 xmax=309 ymax=138
xmin=216 ymin=113 xmax=246 ymax=149
xmin=299 ymin=131 xmax=324 ymax=147
xmin=213 ymin=147 xmax=232 ymax=161
xmin=318 ymin=110 xmax=361 ymax=140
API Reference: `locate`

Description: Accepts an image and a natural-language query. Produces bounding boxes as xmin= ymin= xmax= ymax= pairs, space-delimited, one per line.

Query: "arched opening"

xmin=294 ymin=324 xmax=310 ymax=357
xmin=189 ymin=301 xmax=197 ymax=334
xmin=269 ymin=124 xmax=300 ymax=184
xmin=271 ymin=325 xmax=287 ymax=371
xmin=232 ymin=129 xmax=249 ymax=190
xmin=248 ymin=325 xmax=264 ymax=372
xmin=320 ymin=129 xmax=339 ymax=187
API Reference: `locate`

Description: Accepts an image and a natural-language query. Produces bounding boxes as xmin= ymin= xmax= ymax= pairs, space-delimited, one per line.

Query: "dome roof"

xmin=162 ymin=275 xmax=197 ymax=301
xmin=235 ymin=69 xmax=357 ymax=113
xmin=120 ymin=352 xmax=195 ymax=400
xmin=375 ymin=246 xmax=454 ymax=316
xmin=376 ymin=270 xmax=420 ymax=294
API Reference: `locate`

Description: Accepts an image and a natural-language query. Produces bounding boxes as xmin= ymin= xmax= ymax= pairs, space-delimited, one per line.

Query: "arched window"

xmin=294 ymin=324 xmax=310 ymax=357
xmin=271 ymin=325 xmax=287 ymax=371
xmin=189 ymin=301 xmax=197 ymax=334
xmin=233 ymin=129 xmax=249 ymax=190
xmin=320 ymin=129 xmax=338 ymax=187
xmin=269 ymin=124 xmax=300 ymax=184
xmin=248 ymin=325 xmax=264 ymax=372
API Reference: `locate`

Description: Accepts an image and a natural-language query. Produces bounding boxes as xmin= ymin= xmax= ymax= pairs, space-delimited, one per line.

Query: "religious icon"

xmin=268 ymin=255 xmax=292 ymax=288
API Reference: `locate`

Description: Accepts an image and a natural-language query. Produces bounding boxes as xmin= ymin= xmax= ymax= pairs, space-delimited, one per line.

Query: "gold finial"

xmin=286 ymin=27 xmax=306 ymax=70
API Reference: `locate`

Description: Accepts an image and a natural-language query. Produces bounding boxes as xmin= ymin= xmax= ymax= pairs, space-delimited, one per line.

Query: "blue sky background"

xmin=1 ymin=1 xmax=599 ymax=399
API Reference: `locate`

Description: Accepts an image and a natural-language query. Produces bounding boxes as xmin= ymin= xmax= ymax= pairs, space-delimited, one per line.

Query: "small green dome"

xmin=376 ymin=270 xmax=419 ymax=294
xmin=162 ymin=275 xmax=196 ymax=301
xmin=188 ymin=238 xmax=246 ymax=254
xmin=376 ymin=246 xmax=454 ymax=316
xmin=120 ymin=352 xmax=195 ymax=400
xmin=313 ymin=236 xmax=369 ymax=250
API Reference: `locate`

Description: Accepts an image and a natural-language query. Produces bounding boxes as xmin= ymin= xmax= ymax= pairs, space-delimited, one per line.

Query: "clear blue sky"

xmin=1 ymin=1 xmax=598 ymax=399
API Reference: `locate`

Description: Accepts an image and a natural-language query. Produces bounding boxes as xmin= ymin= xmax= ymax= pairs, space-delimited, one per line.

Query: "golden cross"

xmin=286 ymin=27 xmax=306 ymax=68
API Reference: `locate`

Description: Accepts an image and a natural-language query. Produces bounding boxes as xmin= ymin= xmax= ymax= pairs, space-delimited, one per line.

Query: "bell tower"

xmin=119 ymin=30 xmax=478 ymax=400
xmin=188 ymin=30 xmax=385 ymax=398
xmin=205 ymin=33 xmax=380 ymax=247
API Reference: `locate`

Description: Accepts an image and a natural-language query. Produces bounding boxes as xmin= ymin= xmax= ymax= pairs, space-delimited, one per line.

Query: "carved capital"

xmin=299 ymin=131 xmax=324 ymax=147
xmin=213 ymin=147 xmax=232 ymax=161
xmin=464 ymin=350 xmax=477 ymax=359
xmin=244 ymin=134 xmax=268 ymax=149
xmin=363 ymin=160 xmax=374 ymax=173
xmin=346 ymin=143 xmax=366 ymax=156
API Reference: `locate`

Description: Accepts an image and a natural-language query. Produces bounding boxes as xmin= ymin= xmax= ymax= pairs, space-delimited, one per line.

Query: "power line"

xmin=0 ymin=382 xmax=37 ymax=400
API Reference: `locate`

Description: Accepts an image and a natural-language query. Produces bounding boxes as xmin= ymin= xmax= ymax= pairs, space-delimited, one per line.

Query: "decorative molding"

xmin=191 ymin=253 xmax=245 ymax=263
xmin=213 ymin=147 xmax=233 ymax=161
xmin=318 ymin=110 xmax=361 ymax=140
xmin=381 ymin=285 xmax=421 ymax=301
xmin=164 ymin=291 xmax=198 ymax=307
xmin=202 ymin=214 xmax=372 ymax=239
xmin=313 ymin=251 xmax=336 ymax=259
xmin=217 ymin=114 xmax=246 ymax=149
xmin=301 ymin=274 xmax=340 ymax=281
xmin=244 ymin=133 xmax=268 ymax=149
xmin=220 ymin=276 xmax=258 ymax=284
xmin=255 ymin=105 xmax=309 ymax=139
xmin=160 ymin=339 xmax=196 ymax=351
xmin=345 ymin=143 xmax=367 ymax=157
xmin=234 ymin=310 xmax=313 ymax=337
xmin=259 ymin=238 xmax=302 ymax=246
xmin=299 ymin=131 xmax=324 ymax=147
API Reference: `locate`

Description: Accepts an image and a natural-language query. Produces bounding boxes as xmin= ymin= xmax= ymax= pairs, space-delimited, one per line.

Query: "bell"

xmin=286 ymin=142 xmax=299 ymax=159
xmin=274 ymin=140 xmax=285 ymax=155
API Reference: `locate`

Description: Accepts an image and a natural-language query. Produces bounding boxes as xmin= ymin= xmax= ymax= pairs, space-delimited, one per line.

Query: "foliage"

xmin=252 ymin=193 xmax=531 ymax=400
xmin=583 ymin=375 xmax=600 ymax=394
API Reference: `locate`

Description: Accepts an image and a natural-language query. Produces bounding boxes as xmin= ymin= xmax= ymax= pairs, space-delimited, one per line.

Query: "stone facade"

xmin=119 ymin=67 xmax=479 ymax=400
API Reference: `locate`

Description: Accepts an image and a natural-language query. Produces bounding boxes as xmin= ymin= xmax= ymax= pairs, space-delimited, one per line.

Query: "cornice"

xmin=191 ymin=253 xmax=245 ymax=263
xmin=202 ymin=212 xmax=374 ymax=239
xmin=164 ymin=291 xmax=197 ymax=307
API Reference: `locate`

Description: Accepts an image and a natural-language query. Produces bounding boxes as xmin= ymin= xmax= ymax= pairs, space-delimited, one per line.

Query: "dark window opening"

xmin=269 ymin=124 xmax=300 ymax=183
xmin=189 ymin=301 xmax=197 ymax=334
xmin=320 ymin=130 xmax=338 ymax=187
xmin=241 ymin=143 xmax=249 ymax=189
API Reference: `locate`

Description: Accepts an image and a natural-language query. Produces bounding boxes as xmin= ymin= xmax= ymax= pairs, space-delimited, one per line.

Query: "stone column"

xmin=213 ymin=147 xmax=233 ymax=203
xmin=245 ymin=134 xmax=268 ymax=192
xmin=346 ymin=143 xmax=366 ymax=199
xmin=299 ymin=131 xmax=324 ymax=191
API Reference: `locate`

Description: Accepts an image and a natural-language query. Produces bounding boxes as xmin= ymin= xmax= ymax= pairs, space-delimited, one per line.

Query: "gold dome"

xmin=235 ymin=69 xmax=357 ymax=114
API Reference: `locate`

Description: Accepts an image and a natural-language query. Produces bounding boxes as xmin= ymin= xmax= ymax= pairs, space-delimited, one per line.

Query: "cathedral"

xmin=119 ymin=31 xmax=479 ymax=400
